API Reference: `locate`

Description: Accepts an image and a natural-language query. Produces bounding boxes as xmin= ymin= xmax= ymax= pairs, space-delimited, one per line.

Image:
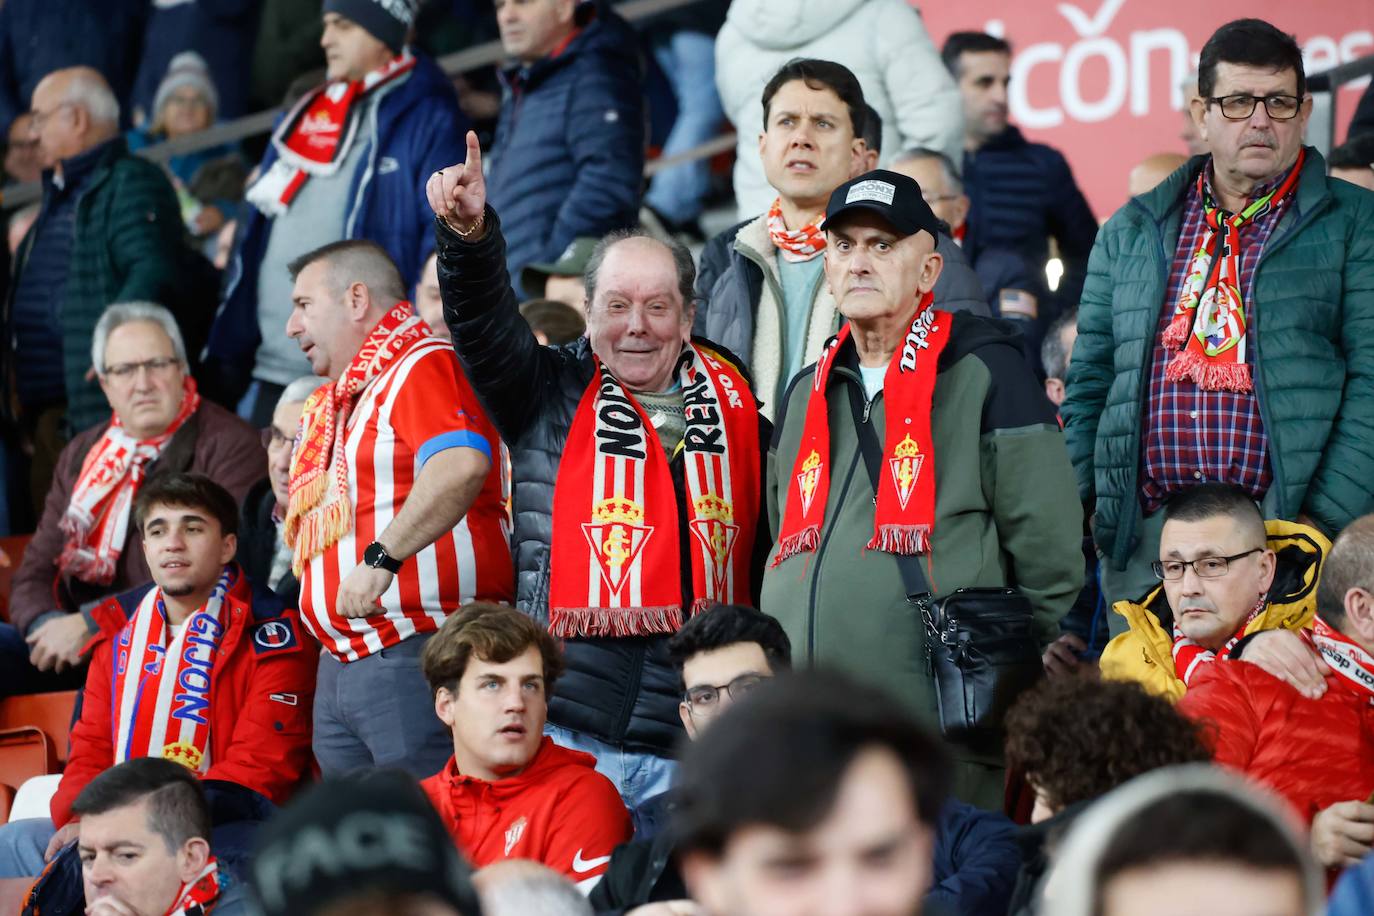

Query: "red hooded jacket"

xmin=52 ymin=566 xmax=317 ymax=827
xmin=421 ymin=737 xmax=631 ymax=887
xmin=1179 ymin=659 xmax=1374 ymax=822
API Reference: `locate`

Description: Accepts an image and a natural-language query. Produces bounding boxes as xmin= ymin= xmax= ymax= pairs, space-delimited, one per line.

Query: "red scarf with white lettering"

xmin=246 ymin=53 xmax=416 ymax=216
xmin=548 ymin=344 xmax=760 ymax=638
xmin=1311 ymin=616 xmax=1374 ymax=698
xmin=766 ymin=197 xmax=826 ymax=262
xmin=1171 ymin=595 xmax=1264 ymax=686
xmin=1160 ymin=150 xmax=1304 ymax=392
xmin=285 ymin=303 xmax=428 ymax=575
xmin=774 ymin=294 xmax=951 ymax=564
xmin=59 ymin=378 xmax=200 ymax=584
xmin=112 ymin=568 xmax=235 ymax=773
xmin=165 ymin=858 xmax=222 ymax=916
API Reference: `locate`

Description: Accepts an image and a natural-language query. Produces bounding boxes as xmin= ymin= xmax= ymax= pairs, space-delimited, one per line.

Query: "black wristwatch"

xmin=363 ymin=541 xmax=402 ymax=574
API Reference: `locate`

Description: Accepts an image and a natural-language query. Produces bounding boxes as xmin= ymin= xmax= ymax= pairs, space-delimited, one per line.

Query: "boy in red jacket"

xmin=0 ymin=472 xmax=316 ymax=882
xmin=1181 ymin=514 xmax=1374 ymax=873
xmin=420 ymin=602 xmax=630 ymax=889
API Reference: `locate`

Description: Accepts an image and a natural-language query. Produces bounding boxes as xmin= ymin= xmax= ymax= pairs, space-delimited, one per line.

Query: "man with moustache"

xmin=1063 ymin=19 xmax=1374 ymax=620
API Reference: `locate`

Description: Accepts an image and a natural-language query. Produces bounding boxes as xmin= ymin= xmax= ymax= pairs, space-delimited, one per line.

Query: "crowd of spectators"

xmin=1 ymin=3 xmax=1374 ymax=916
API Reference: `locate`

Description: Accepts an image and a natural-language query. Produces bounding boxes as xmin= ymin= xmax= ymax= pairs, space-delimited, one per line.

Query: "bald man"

xmin=1128 ymin=153 xmax=1189 ymax=198
xmin=2 ymin=66 xmax=204 ymax=509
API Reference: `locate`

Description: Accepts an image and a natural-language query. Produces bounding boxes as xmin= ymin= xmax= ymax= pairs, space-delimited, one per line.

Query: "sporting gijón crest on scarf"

xmin=112 ymin=568 xmax=235 ymax=772
xmin=549 ymin=345 xmax=760 ymax=638
xmin=775 ymin=293 xmax=952 ymax=564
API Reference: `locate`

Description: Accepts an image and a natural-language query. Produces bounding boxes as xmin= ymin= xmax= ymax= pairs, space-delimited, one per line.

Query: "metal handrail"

xmin=0 ymin=0 xmax=707 ymax=211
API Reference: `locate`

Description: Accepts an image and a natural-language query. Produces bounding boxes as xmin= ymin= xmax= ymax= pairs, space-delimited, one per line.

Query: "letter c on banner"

xmin=1062 ymin=37 xmax=1128 ymax=122
xmin=1010 ymin=42 xmax=1065 ymax=129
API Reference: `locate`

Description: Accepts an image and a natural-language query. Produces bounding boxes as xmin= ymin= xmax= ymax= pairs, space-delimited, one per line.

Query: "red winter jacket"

xmin=421 ymin=737 xmax=631 ymax=887
xmin=52 ymin=565 xmax=317 ymax=827
xmin=1179 ymin=660 xmax=1374 ymax=822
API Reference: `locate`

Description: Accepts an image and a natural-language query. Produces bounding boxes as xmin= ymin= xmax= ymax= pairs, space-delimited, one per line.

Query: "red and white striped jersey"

xmin=300 ymin=337 xmax=513 ymax=661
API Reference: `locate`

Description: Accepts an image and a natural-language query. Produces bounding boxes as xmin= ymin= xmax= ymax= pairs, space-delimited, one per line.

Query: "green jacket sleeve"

xmin=107 ymin=159 xmax=187 ymax=305
xmin=1061 ymin=216 xmax=1122 ymax=503
xmin=1301 ymin=190 xmax=1374 ymax=532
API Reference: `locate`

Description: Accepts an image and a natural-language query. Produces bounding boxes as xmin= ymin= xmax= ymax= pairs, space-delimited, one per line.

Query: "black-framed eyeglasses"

xmin=261 ymin=427 xmax=294 ymax=451
xmin=1206 ymin=94 xmax=1302 ymax=121
xmin=1151 ymin=547 xmax=1263 ymax=581
xmin=683 ymin=674 xmax=766 ymax=713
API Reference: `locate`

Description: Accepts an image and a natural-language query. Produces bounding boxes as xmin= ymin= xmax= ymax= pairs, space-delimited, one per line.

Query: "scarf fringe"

xmin=1160 ymin=310 xmax=1193 ymax=349
xmin=866 ymin=524 xmax=931 ymax=556
xmin=1165 ymin=350 xmax=1252 ymax=392
xmin=290 ymin=497 xmax=353 ymax=578
xmin=771 ymin=526 xmax=820 ymax=567
xmin=549 ymin=605 xmax=684 ymax=639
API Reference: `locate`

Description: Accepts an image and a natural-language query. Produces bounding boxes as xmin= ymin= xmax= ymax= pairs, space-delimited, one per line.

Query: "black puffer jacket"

xmin=437 ymin=209 xmax=771 ymax=756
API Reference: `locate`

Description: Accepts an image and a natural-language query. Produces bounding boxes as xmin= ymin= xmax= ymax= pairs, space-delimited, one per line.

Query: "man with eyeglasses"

xmin=235 ymin=376 xmax=320 ymax=607
xmin=1064 ymin=18 xmax=1374 ymax=624
xmin=2 ymin=303 xmax=264 ymax=697
xmin=591 ymin=604 xmax=1022 ymax=916
xmin=1180 ymin=513 xmax=1374 ymax=872
xmin=1100 ymin=483 xmax=1328 ymax=702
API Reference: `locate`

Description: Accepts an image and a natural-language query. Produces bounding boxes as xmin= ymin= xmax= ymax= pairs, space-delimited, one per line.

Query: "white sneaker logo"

xmin=571 ymin=849 xmax=612 ymax=874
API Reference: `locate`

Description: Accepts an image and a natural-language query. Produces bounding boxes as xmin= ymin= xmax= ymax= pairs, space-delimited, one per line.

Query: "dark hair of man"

xmin=1197 ymin=19 xmax=1305 ymax=100
xmin=862 ymin=104 xmax=882 ymax=156
xmin=1040 ymin=308 xmax=1078 ymax=382
xmin=1004 ymin=675 xmax=1210 ymax=812
xmin=421 ymin=601 xmax=565 ymax=698
xmin=760 ymin=58 xmax=867 ymax=140
xmin=1329 ymin=135 xmax=1374 ymax=171
xmin=134 ymin=472 xmax=239 ymax=538
xmin=1315 ymin=515 xmax=1374 ymax=628
xmin=940 ymin=32 xmax=1013 ymax=77
xmin=583 ymin=228 xmax=697 ymax=313
xmin=519 ymin=298 xmax=586 ymax=346
xmin=666 ymin=604 xmax=793 ymax=683
xmin=1162 ymin=482 xmax=1265 ymax=547
xmin=1093 ymin=789 xmax=1303 ymax=905
xmin=287 ymin=238 xmax=407 ymax=302
xmin=72 ymin=757 xmax=211 ymax=852
xmin=675 ymin=670 xmax=948 ymax=855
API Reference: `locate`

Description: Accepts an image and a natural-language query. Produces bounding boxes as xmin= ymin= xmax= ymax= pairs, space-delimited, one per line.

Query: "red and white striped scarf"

xmin=246 ymin=52 xmax=416 ymax=217
xmin=58 ymin=379 xmax=200 ymax=584
xmin=1159 ymin=150 xmax=1304 ymax=392
xmin=766 ymin=197 xmax=826 ymax=262
xmin=548 ymin=344 xmax=760 ymax=638
xmin=285 ymin=303 xmax=428 ymax=575
xmin=1311 ymin=616 xmax=1374 ymax=698
xmin=773 ymin=294 xmax=952 ymax=564
xmin=1172 ymin=596 xmax=1265 ymax=686
xmin=165 ymin=858 xmax=223 ymax=916
xmin=112 ymin=568 xmax=234 ymax=773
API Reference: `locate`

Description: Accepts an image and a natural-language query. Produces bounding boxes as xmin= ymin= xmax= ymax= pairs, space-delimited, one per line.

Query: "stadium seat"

xmin=0 ymin=533 xmax=32 ymax=623
xmin=0 ymin=728 xmax=55 ymax=822
xmin=9 ymin=774 xmax=61 ymax=823
xmin=0 ymin=692 xmax=78 ymax=765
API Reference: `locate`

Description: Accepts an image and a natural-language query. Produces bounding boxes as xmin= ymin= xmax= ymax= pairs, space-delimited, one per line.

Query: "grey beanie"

xmin=153 ymin=52 xmax=219 ymax=125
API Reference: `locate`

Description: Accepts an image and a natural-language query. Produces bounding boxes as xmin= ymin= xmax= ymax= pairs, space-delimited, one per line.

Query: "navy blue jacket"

xmin=0 ymin=0 xmax=145 ymax=130
xmin=962 ymin=126 xmax=1097 ymax=321
xmin=130 ymin=0 xmax=262 ymax=122
xmin=486 ymin=5 xmax=644 ymax=298
xmin=202 ymin=51 xmax=468 ymax=404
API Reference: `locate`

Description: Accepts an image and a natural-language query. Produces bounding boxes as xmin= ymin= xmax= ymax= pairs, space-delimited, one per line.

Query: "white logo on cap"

xmin=845 ymin=180 xmax=896 ymax=206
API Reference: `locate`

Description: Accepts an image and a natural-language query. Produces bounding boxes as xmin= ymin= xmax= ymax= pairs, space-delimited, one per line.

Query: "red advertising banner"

xmin=921 ymin=0 xmax=1374 ymax=219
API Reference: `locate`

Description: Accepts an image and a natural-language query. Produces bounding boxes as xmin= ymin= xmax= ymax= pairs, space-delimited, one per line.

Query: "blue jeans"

xmin=643 ymin=30 xmax=723 ymax=224
xmin=545 ymin=723 xmax=678 ymax=812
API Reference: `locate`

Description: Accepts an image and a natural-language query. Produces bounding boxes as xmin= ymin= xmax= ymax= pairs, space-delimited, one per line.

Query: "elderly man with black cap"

xmin=760 ymin=169 xmax=1083 ymax=809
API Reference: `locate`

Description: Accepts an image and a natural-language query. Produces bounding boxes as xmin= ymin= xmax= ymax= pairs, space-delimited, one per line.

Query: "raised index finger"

xmin=464 ymin=129 xmax=481 ymax=172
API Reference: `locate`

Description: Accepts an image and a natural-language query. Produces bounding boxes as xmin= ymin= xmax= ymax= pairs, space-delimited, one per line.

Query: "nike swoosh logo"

xmin=571 ymin=849 xmax=612 ymax=874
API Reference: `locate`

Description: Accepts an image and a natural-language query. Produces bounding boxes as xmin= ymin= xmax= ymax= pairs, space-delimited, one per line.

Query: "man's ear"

xmin=849 ymin=138 xmax=867 ymax=178
xmin=1189 ymin=96 xmax=1209 ymax=144
xmin=952 ymin=194 xmax=971 ymax=230
xmin=1256 ymin=548 xmax=1278 ymax=599
xmin=1346 ymin=587 xmax=1374 ymax=645
xmin=346 ymin=281 xmax=373 ymax=321
xmin=920 ymin=249 xmax=944 ymax=292
xmin=218 ymin=533 xmax=237 ymax=566
xmin=435 ymin=685 xmax=456 ymax=728
xmin=178 ymin=836 xmax=211 ymax=884
xmin=679 ymin=701 xmax=697 ymax=740
xmin=680 ymin=850 xmax=726 ymax=915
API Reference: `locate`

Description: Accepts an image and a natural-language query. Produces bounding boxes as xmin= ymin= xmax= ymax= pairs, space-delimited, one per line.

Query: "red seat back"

xmin=0 ymin=692 xmax=77 ymax=766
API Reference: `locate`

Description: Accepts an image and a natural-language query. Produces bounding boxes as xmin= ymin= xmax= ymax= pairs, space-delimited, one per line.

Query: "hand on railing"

xmin=425 ymin=129 xmax=486 ymax=237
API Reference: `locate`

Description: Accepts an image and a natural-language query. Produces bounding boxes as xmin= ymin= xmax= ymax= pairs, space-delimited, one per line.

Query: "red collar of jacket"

xmin=438 ymin=735 xmax=597 ymax=797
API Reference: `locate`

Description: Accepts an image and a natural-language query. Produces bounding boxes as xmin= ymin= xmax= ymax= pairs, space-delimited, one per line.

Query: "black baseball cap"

xmin=825 ymin=169 xmax=942 ymax=240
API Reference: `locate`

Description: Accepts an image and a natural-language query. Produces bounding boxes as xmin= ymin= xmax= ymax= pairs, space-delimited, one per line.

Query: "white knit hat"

xmin=152 ymin=51 xmax=219 ymax=125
